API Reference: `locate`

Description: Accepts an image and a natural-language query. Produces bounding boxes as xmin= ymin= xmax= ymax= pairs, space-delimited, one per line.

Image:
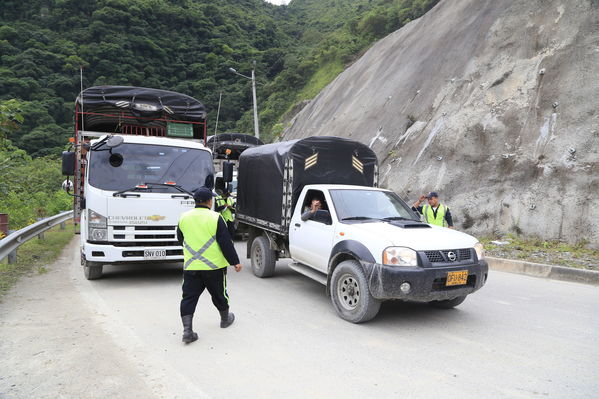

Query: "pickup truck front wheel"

xmin=330 ymin=260 xmax=381 ymax=323
xmin=250 ymin=236 xmax=276 ymax=278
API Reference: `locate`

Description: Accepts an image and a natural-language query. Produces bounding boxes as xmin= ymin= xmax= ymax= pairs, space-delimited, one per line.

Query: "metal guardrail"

xmin=0 ymin=211 xmax=73 ymax=263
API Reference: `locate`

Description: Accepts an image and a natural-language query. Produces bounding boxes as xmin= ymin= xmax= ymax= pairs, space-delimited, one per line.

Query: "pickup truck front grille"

xmin=424 ymin=248 xmax=472 ymax=263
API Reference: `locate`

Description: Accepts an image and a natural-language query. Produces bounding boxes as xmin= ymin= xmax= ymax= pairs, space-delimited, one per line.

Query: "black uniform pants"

xmin=180 ymin=268 xmax=229 ymax=317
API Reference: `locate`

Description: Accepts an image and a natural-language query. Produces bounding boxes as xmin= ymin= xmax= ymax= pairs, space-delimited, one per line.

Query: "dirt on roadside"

xmin=0 ymin=238 xmax=158 ymax=399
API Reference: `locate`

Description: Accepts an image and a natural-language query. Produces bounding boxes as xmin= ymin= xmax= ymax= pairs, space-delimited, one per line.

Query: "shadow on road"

xmin=96 ymin=262 xmax=182 ymax=281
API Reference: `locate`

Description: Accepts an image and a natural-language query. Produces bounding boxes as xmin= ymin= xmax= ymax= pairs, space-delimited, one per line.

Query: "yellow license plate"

xmin=446 ymin=270 xmax=468 ymax=286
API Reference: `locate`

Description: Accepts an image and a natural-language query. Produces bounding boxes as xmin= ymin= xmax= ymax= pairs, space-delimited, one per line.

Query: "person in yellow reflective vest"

xmin=176 ymin=187 xmax=242 ymax=344
xmin=215 ymin=188 xmax=235 ymax=237
xmin=412 ymin=191 xmax=454 ymax=229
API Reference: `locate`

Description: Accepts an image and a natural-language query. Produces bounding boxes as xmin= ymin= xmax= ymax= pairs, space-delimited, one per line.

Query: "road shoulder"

xmin=0 ymin=237 xmax=201 ymax=399
xmin=487 ymin=256 xmax=599 ymax=285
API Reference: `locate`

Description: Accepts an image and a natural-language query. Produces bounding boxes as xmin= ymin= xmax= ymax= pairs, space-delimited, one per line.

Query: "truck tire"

xmin=250 ymin=236 xmax=276 ymax=278
xmin=330 ymin=260 xmax=381 ymax=323
xmin=428 ymin=295 xmax=467 ymax=309
xmin=82 ymin=256 xmax=103 ymax=280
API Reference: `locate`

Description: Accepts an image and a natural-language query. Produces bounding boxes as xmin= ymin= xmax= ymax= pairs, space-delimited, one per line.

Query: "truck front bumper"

xmin=362 ymin=260 xmax=489 ymax=302
xmin=83 ymin=242 xmax=183 ymax=264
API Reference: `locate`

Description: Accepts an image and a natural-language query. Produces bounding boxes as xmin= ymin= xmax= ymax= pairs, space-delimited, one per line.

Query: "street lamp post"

xmin=229 ymin=62 xmax=260 ymax=139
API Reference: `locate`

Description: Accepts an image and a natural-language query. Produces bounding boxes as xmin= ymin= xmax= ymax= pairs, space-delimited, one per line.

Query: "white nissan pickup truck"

xmin=236 ymin=137 xmax=488 ymax=323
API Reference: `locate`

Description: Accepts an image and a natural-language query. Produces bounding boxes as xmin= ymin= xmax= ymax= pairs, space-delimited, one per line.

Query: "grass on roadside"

xmin=0 ymin=221 xmax=75 ymax=300
xmin=480 ymin=234 xmax=599 ymax=271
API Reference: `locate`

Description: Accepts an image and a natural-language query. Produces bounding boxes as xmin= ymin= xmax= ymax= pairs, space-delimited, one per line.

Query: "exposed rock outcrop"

xmin=282 ymin=0 xmax=599 ymax=247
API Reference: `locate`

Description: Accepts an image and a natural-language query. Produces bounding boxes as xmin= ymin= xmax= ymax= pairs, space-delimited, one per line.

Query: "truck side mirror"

xmin=204 ymin=174 xmax=214 ymax=189
xmin=215 ymin=177 xmax=225 ymax=193
xmin=62 ymin=151 xmax=75 ymax=176
xmin=222 ymin=161 xmax=234 ymax=183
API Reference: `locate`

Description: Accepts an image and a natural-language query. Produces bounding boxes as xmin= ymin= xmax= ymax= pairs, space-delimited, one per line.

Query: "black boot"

xmin=219 ymin=309 xmax=235 ymax=328
xmin=181 ymin=314 xmax=198 ymax=344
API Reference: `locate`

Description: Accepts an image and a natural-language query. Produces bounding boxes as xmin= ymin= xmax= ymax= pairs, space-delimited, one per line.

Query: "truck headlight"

xmin=88 ymin=209 xmax=107 ymax=228
xmin=474 ymin=242 xmax=485 ymax=260
xmin=89 ymin=228 xmax=108 ymax=241
xmin=383 ymin=247 xmax=418 ymax=266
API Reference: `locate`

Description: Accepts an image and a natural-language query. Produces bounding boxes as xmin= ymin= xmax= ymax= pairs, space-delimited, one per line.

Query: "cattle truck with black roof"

xmin=61 ymin=86 xmax=215 ymax=279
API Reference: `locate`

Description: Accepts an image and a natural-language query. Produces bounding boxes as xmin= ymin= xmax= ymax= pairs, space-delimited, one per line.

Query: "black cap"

xmin=193 ymin=187 xmax=217 ymax=202
xmin=426 ymin=191 xmax=439 ymax=199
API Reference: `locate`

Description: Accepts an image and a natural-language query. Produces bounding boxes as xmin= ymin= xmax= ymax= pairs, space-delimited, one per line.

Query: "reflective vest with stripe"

xmin=423 ymin=204 xmax=448 ymax=227
xmin=216 ymin=196 xmax=234 ymax=222
xmin=179 ymin=208 xmax=229 ymax=270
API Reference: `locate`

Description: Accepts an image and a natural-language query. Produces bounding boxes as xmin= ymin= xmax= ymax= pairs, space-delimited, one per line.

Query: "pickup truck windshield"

xmin=88 ymin=143 xmax=212 ymax=192
xmin=330 ymin=189 xmax=419 ymax=222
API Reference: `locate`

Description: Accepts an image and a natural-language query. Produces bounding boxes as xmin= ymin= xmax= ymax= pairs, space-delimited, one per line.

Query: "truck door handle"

xmin=295 ymin=223 xmax=301 ymax=227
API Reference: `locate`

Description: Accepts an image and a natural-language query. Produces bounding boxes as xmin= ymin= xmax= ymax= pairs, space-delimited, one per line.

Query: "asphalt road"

xmin=2 ymin=239 xmax=598 ymax=398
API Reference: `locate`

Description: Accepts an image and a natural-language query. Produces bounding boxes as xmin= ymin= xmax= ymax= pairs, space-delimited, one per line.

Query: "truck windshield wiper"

xmin=113 ymin=182 xmax=193 ymax=197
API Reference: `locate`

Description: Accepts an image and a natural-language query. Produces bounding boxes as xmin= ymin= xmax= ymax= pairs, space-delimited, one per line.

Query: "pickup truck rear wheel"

xmin=428 ymin=295 xmax=467 ymax=309
xmin=250 ymin=236 xmax=276 ymax=278
xmin=330 ymin=260 xmax=381 ymax=323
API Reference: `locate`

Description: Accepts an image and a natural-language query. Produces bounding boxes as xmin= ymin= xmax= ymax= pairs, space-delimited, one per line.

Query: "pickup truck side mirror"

xmin=313 ymin=209 xmax=333 ymax=225
xmin=62 ymin=151 xmax=75 ymax=176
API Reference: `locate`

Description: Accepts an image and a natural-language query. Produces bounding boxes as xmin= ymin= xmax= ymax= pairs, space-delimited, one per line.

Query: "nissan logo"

xmin=447 ymin=251 xmax=457 ymax=262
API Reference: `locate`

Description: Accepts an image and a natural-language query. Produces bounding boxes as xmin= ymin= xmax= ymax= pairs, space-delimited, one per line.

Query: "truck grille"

xmin=424 ymin=248 xmax=472 ymax=263
xmin=109 ymin=225 xmax=178 ymax=247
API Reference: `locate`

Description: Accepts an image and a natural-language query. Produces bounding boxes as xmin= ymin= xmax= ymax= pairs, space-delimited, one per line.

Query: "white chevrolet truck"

xmin=236 ymin=137 xmax=488 ymax=323
xmin=62 ymin=86 xmax=214 ymax=279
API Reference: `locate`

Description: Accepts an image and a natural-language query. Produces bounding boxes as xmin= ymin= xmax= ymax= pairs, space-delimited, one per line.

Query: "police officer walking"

xmin=412 ymin=191 xmax=454 ymax=229
xmin=177 ymin=187 xmax=242 ymax=344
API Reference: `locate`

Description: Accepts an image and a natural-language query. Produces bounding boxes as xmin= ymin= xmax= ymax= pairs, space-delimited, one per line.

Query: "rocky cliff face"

xmin=282 ymin=0 xmax=599 ymax=247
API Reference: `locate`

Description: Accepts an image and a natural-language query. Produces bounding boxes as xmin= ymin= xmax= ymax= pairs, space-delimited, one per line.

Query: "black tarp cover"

xmin=207 ymin=133 xmax=264 ymax=159
xmin=77 ymin=86 xmax=207 ymax=121
xmin=237 ymin=136 xmax=378 ymax=232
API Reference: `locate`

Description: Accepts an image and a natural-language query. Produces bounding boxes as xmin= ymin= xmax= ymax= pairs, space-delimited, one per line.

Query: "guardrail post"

xmin=36 ymin=218 xmax=44 ymax=239
xmin=8 ymin=249 xmax=16 ymax=264
xmin=6 ymin=229 xmax=16 ymax=263
xmin=60 ymin=221 xmax=66 ymax=230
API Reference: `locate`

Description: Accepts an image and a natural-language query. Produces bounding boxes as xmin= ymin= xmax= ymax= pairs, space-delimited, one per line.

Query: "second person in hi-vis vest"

xmin=176 ymin=187 xmax=242 ymax=344
xmin=412 ymin=191 xmax=454 ymax=229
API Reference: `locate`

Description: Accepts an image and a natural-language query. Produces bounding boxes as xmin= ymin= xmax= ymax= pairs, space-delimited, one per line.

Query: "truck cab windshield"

xmin=88 ymin=143 xmax=212 ymax=193
xmin=330 ymin=189 xmax=419 ymax=222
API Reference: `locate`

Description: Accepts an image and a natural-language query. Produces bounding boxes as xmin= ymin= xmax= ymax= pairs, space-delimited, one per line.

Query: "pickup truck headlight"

xmin=383 ymin=247 xmax=418 ymax=266
xmin=474 ymin=242 xmax=485 ymax=260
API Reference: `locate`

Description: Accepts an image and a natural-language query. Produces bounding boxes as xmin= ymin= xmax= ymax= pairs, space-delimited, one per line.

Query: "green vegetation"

xmin=1 ymin=101 xmax=70 ymax=231
xmin=0 ymin=0 xmax=439 ymax=232
xmin=0 ymin=222 xmax=74 ymax=299
xmin=480 ymin=235 xmax=599 ymax=271
xmin=1 ymin=0 xmax=440 ymax=149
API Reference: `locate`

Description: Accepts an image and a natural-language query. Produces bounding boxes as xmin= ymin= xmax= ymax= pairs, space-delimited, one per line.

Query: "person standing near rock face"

xmin=412 ymin=191 xmax=454 ymax=229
